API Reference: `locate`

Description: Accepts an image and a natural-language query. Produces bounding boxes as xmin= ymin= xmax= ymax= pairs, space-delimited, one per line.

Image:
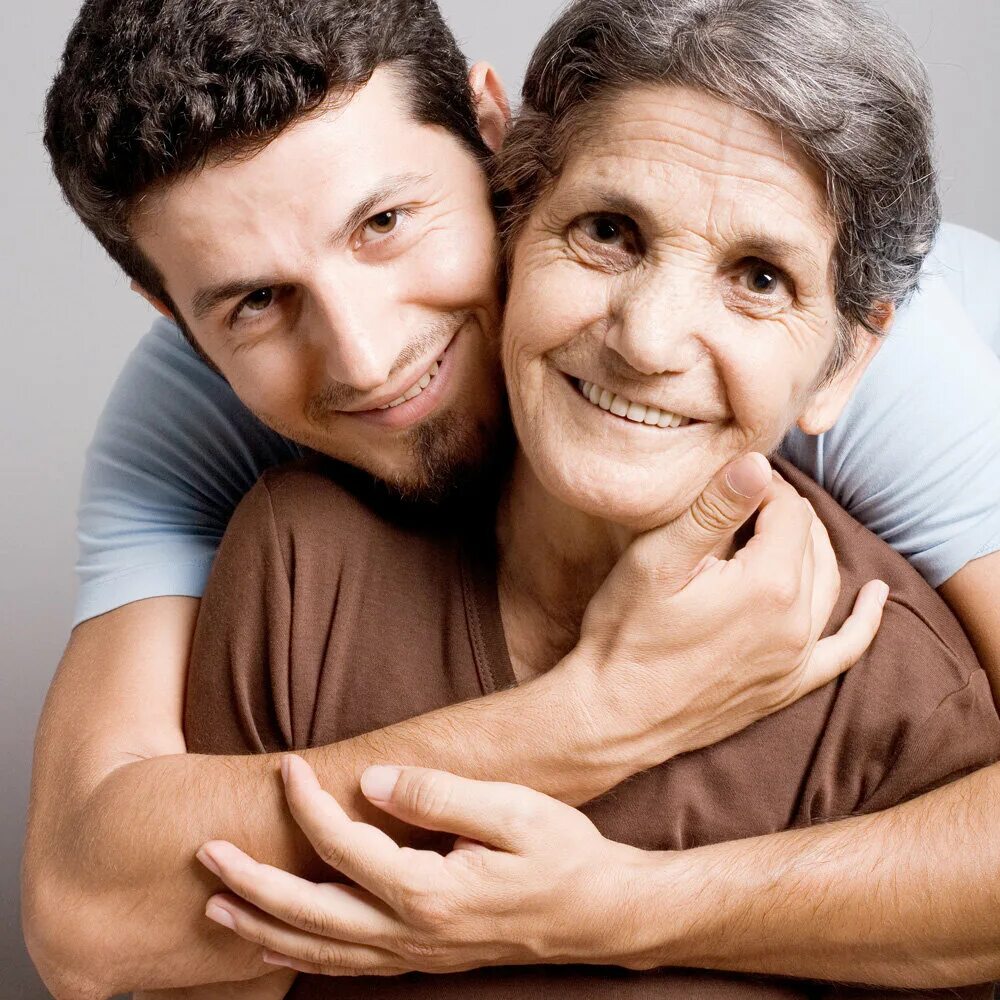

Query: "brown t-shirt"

xmin=185 ymin=458 xmax=1000 ymax=999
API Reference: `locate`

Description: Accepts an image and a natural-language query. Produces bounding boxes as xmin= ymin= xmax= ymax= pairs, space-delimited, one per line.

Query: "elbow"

xmin=22 ymin=869 xmax=121 ymax=1000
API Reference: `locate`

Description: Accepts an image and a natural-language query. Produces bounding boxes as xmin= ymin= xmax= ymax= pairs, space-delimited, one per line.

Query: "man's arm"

xmin=626 ymin=550 xmax=1000 ymax=987
xmin=22 ymin=596 xmax=611 ymax=998
xmin=22 ymin=460 xmax=879 ymax=999
xmin=200 ymin=564 xmax=1000 ymax=989
xmin=626 ymin=761 xmax=1000 ymax=986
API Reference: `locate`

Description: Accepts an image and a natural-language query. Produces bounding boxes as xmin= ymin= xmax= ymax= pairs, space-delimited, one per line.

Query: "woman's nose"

xmin=605 ymin=269 xmax=706 ymax=375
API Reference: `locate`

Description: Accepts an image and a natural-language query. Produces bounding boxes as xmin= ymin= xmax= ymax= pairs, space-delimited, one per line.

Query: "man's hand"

xmin=565 ymin=453 xmax=889 ymax=771
xmin=198 ymin=756 xmax=636 ymax=976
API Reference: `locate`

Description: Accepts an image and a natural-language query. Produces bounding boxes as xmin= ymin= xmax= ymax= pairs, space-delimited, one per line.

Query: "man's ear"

xmin=468 ymin=61 xmax=511 ymax=153
xmin=130 ymin=279 xmax=176 ymax=322
xmin=797 ymin=302 xmax=895 ymax=435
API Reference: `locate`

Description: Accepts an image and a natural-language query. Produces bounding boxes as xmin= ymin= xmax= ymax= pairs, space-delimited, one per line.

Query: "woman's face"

xmin=502 ymin=85 xmax=879 ymax=531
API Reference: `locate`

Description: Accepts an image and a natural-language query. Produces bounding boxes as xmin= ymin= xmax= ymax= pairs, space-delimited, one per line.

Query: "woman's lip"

xmin=353 ymin=323 xmax=465 ymax=430
xmin=563 ymin=372 xmax=704 ymax=427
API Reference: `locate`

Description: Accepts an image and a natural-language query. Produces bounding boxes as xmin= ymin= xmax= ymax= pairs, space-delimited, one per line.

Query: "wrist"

xmin=555 ymin=643 xmax=685 ymax=782
xmin=602 ymin=844 xmax=697 ymax=971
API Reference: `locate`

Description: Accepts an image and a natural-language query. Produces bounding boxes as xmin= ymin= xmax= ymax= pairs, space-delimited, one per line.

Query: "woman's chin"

xmin=539 ymin=463 xmax=698 ymax=533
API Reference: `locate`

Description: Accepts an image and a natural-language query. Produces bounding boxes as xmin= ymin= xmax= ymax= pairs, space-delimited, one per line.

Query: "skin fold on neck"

xmin=494 ymin=446 xmax=737 ymax=682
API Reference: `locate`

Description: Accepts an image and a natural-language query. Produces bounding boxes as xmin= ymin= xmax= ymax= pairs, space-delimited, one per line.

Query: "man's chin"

xmin=377 ymin=408 xmax=514 ymax=507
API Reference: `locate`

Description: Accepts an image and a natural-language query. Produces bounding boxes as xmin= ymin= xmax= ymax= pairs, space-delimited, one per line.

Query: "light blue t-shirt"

xmin=73 ymin=223 xmax=1000 ymax=626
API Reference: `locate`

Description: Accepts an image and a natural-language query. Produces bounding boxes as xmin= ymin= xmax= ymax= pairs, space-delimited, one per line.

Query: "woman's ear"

xmin=468 ymin=61 xmax=511 ymax=153
xmin=797 ymin=302 xmax=895 ymax=435
xmin=130 ymin=279 xmax=176 ymax=322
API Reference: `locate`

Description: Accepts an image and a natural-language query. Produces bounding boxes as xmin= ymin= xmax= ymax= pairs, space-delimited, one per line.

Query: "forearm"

xmin=26 ymin=657 xmax=625 ymax=997
xmin=623 ymin=762 xmax=1000 ymax=987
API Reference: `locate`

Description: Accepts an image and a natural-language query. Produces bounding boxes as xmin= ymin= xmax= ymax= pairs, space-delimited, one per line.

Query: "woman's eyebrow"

xmin=727 ymin=231 xmax=821 ymax=273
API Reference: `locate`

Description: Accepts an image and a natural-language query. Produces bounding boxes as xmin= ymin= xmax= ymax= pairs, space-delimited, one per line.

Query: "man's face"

xmin=134 ymin=69 xmax=506 ymax=498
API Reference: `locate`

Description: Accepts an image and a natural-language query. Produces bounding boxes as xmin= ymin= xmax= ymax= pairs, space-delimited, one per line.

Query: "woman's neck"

xmin=495 ymin=450 xmax=638 ymax=682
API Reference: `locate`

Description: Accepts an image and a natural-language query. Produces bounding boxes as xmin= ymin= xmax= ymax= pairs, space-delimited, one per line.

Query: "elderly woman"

xmin=177 ymin=0 xmax=999 ymax=997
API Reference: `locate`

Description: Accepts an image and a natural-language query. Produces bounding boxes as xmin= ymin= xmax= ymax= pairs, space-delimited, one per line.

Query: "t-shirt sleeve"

xmin=781 ymin=224 xmax=1000 ymax=587
xmin=73 ymin=317 xmax=302 ymax=626
xmin=183 ymin=476 xmax=295 ymax=756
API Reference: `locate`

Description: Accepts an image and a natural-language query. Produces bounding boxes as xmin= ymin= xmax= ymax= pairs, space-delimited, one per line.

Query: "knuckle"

xmin=412 ymin=895 xmax=452 ymax=931
xmin=765 ymin=572 xmax=800 ymax=611
xmin=405 ymin=772 xmax=453 ymax=823
xmin=313 ymin=834 xmax=350 ymax=872
xmin=783 ymin=610 xmax=814 ymax=652
xmin=287 ymin=900 xmax=329 ymax=936
xmin=689 ymin=493 xmax=737 ymax=535
xmin=302 ymin=940 xmax=343 ymax=969
xmin=506 ymin=797 xmax=544 ymax=840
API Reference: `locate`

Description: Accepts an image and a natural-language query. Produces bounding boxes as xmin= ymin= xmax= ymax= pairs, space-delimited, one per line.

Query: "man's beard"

xmin=379 ymin=402 xmax=514 ymax=509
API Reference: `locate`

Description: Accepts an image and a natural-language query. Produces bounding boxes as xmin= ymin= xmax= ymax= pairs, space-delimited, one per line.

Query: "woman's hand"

xmin=564 ymin=454 xmax=890 ymax=770
xmin=198 ymin=755 xmax=644 ymax=977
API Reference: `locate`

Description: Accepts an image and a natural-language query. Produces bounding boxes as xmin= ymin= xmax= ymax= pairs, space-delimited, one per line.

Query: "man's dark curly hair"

xmin=45 ymin=0 xmax=487 ymax=310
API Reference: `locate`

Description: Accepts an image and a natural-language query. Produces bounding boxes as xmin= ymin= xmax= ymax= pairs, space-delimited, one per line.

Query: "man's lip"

xmin=352 ymin=322 xmax=465 ymax=430
xmin=340 ymin=334 xmax=456 ymax=414
xmin=561 ymin=372 xmax=707 ymax=423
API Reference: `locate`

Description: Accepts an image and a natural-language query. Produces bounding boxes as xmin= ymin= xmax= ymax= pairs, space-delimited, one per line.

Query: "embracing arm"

xmin=202 ymin=561 xmax=1000 ymax=990
xmin=625 ymin=551 xmax=1000 ymax=987
xmin=22 ymin=458 xmax=880 ymax=998
xmin=21 ymin=596 xmax=612 ymax=999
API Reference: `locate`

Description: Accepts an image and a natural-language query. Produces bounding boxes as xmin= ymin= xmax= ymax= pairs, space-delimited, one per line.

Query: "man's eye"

xmin=242 ymin=288 xmax=274 ymax=312
xmin=366 ymin=210 xmax=398 ymax=236
xmin=743 ymin=260 xmax=784 ymax=295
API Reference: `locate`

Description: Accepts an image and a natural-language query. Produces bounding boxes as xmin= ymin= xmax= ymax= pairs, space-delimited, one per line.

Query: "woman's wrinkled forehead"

xmin=538 ymin=85 xmax=836 ymax=280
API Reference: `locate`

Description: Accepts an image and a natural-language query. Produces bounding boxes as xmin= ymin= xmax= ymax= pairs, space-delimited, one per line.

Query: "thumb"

xmin=361 ymin=765 xmax=544 ymax=853
xmin=664 ymin=452 xmax=772 ymax=571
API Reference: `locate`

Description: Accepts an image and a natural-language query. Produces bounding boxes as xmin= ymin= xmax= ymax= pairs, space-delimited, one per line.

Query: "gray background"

xmin=1 ymin=1 xmax=997 ymax=995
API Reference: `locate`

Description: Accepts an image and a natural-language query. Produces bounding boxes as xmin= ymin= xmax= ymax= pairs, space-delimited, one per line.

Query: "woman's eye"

xmin=744 ymin=260 xmax=784 ymax=295
xmin=573 ymin=214 xmax=641 ymax=259
xmin=365 ymin=210 xmax=398 ymax=236
xmin=583 ymin=214 xmax=634 ymax=247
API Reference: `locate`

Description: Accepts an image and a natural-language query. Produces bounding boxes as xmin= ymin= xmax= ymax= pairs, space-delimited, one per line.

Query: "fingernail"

xmin=876 ymin=581 xmax=890 ymax=606
xmin=726 ymin=453 xmax=771 ymax=498
xmin=206 ymin=901 xmax=236 ymax=930
xmin=197 ymin=846 xmax=222 ymax=878
xmin=361 ymin=765 xmax=402 ymax=801
xmin=262 ymin=950 xmax=295 ymax=968
xmin=280 ymin=756 xmax=292 ymax=783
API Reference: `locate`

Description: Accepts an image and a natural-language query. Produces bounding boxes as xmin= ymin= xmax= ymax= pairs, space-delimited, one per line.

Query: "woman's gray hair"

xmin=494 ymin=0 xmax=940 ymax=370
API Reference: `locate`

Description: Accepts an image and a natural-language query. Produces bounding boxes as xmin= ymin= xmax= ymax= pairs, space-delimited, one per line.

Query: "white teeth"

xmin=626 ymin=401 xmax=647 ymax=423
xmin=575 ymin=378 xmax=692 ymax=430
xmin=377 ymin=358 xmax=442 ymax=409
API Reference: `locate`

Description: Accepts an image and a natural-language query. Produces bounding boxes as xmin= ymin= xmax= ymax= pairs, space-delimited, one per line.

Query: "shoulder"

xmin=776 ymin=459 xmax=977 ymax=679
xmin=244 ymin=458 xmax=482 ymax=577
xmin=776 ymin=460 xmax=1000 ymax=817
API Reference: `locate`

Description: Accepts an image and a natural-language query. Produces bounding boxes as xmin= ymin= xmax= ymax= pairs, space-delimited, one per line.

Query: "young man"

xmin=26 ymin=0 xmax=1000 ymax=996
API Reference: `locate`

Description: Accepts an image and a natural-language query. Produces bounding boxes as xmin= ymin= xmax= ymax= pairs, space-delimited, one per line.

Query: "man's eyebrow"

xmin=189 ymin=173 xmax=432 ymax=322
xmin=331 ymin=172 xmax=431 ymax=245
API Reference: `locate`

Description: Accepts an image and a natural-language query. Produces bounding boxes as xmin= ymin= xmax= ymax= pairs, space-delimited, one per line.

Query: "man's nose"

xmin=604 ymin=267 xmax=706 ymax=376
xmin=307 ymin=274 xmax=405 ymax=392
